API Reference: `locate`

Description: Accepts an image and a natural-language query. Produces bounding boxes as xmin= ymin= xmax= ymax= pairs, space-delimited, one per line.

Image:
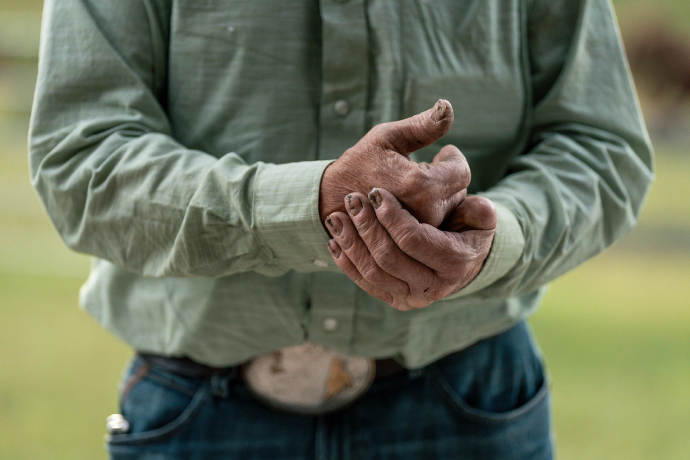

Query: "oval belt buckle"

xmin=242 ymin=342 xmax=376 ymax=415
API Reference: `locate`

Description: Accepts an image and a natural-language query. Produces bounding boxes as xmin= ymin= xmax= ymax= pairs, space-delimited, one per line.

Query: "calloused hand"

xmin=325 ymin=188 xmax=496 ymax=311
xmin=319 ymin=100 xmax=470 ymax=228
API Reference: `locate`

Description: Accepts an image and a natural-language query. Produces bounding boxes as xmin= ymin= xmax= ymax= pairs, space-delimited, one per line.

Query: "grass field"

xmin=534 ymin=252 xmax=690 ymax=460
xmin=1 ymin=0 xmax=690 ymax=459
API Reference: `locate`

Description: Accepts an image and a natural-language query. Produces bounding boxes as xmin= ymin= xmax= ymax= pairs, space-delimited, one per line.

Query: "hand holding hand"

xmin=326 ymin=188 xmax=497 ymax=311
xmin=319 ymin=100 xmax=470 ymax=228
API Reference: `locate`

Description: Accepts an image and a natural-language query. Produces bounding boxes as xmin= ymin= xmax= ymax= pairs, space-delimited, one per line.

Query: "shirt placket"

xmin=317 ymin=0 xmax=369 ymax=159
xmin=309 ymin=0 xmax=370 ymax=353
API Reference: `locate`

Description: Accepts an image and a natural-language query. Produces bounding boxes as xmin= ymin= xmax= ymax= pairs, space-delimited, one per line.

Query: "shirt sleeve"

xmin=450 ymin=0 xmax=654 ymax=299
xmin=29 ymin=0 xmax=334 ymax=278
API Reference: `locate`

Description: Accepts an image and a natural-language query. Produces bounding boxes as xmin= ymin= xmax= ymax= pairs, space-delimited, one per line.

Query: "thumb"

xmin=368 ymin=99 xmax=454 ymax=156
xmin=441 ymin=196 xmax=497 ymax=232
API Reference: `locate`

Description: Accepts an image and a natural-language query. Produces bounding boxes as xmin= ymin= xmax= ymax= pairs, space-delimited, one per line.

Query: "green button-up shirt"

xmin=29 ymin=0 xmax=653 ymax=367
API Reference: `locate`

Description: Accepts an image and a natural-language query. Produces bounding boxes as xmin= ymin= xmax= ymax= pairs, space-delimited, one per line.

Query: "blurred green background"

xmin=1 ymin=1 xmax=689 ymax=459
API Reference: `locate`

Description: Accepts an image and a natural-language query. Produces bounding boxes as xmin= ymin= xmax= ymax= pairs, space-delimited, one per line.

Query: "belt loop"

xmin=210 ymin=367 xmax=237 ymax=399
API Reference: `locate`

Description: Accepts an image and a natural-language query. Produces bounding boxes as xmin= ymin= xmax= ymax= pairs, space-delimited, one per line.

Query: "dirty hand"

xmin=319 ymin=100 xmax=469 ymax=228
xmin=325 ymin=188 xmax=497 ymax=311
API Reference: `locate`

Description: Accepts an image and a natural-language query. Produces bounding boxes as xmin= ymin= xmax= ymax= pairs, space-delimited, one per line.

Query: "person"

xmin=29 ymin=0 xmax=653 ymax=458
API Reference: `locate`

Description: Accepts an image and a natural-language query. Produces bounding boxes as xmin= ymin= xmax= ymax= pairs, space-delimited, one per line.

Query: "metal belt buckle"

xmin=241 ymin=342 xmax=376 ymax=415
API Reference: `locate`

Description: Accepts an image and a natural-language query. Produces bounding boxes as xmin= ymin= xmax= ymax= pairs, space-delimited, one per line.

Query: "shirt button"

xmin=313 ymin=259 xmax=329 ymax=268
xmin=322 ymin=317 xmax=339 ymax=332
xmin=333 ymin=100 xmax=350 ymax=117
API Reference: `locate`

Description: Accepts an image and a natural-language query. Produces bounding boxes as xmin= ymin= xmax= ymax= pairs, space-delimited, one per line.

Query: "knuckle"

xmin=369 ymin=123 xmax=394 ymax=147
xmin=428 ymin=288 xmax=447 ymax=302
xmin=375 ymin=201 xmax=403 ymax=226
xmin=383 ymin=125 xmax=404 ymax=149
xmin=340 ymin=261 xmax=363 ymax=283
xmin=362 ymin=264 xmax=408 ymax=297
xmin=369 ymin=123 xmax=387 ymax=137
xmin=395 ymin=226 xmax=421 ymax=253
xmin=337 ymin=233 xmax=356 ymax=252
xmin=374 ymin=208 xmax=396 ymax=229
xmin=383 ymin=292 xmax=396 ymax=306
xmin=371 ymin=242 xmax=396 ymax=269
xmin=433 ymin=163 xmax=467 ymax=191
xmin=391 ymin=300 xmax=413 ymax=311
xmin=409 ymin=170 xmax=430 ymax=190
xmin=410 ymin=296 xmax=432 ymax=309
xmin=360 ymin=263 xmax=381 ymax=284
xmin=342 ymin=146 xmax=357 ymax=158
xmin=355 ymin=215 xmax=377 ymax=237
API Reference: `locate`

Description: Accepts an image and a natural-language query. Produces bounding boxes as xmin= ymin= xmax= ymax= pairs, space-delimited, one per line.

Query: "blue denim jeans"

xmin=107 ymin=322 xmax=553 ymax=460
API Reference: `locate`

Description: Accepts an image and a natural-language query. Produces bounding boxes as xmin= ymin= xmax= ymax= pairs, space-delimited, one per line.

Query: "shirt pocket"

xmin=167 ymin=1 xmax=321 ymax=158
xmin=429 ymin=322 xmax=549 ymax=424
xmin=401 ymin=0 xmax=527 ymax=155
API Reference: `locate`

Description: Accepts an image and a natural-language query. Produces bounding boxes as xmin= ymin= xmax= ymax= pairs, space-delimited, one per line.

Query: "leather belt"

xmin=139 ymin=344 xmax=408 ymax=415
xmin=138 ymin=352 xmax=406 ymax=381
xmin=138 ymin=353 xmax=229 ymax=379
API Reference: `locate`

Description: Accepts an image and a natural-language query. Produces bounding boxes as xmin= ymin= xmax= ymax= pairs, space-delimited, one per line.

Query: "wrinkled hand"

xmin=319 ymin=100 xmax=469 ymax=228
xmin=325 ymin=188 xmax=497 ymax=311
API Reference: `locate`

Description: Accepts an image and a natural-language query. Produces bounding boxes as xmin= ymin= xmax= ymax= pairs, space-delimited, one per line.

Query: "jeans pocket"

xmin=107 ymin=357 xmax=209 ymax=447
xmin=430 ymin=323 xmax=549 ymax=424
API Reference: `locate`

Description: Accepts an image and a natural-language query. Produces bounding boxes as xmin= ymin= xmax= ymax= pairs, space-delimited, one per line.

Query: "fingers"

xmin=343 ymin=192 xmax=437 ymax=292
xmin=368 ymin=188 xmax=458 ymax=269
xmin=414 ymin=145 xmax=470 ymax=215
xmin=325 ymin=212 xmax=411 ymax=299
xmin=428 ymin=144 xmax=471 ymax=191
xmin=330 ymin=189 xmax=497 ymax=304
xmin=368 ymin=99 xmax=454 ymax=156
xmin=327 ymin=240 xmax=395 ymax=306
xmin=442 ymin=196 xmax=497 ymax=232
xmin=327 ymin=241 xmax=423 ymax=311
xmin=327 ymin=191 xmax=496 ymax=306
xmin=431 ymin=143 xmax=463 ymax=163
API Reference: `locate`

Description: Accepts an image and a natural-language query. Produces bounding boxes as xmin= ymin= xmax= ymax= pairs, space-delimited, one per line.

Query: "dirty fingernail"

xmin=346 ymin=194 xmax=363 ymax=217
xmin=369 ymin=189 xmax=382 ymax=209
xmin=430 ymin=99 xmax=448 ymax=122
xmin=326 ymin=215 xmax=343 ymax=236
xmin=328 ymin=240 xmax=342 ymax=258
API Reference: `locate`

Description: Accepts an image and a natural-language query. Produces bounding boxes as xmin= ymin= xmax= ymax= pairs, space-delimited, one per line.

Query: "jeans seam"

xmin=108 ymin=381 xmax=209 ymax=447
xmin=119 ymin=362 xmax=152 ymax=405
xmin=145 ymin=368 xmax=200 ymax=397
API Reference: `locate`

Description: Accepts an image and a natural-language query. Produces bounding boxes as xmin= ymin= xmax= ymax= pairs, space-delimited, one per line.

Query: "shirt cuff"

xmin=444 ymin=201 xmax=524 ymax=299
xmin=254 ymin=160 xmax=337 ymax=273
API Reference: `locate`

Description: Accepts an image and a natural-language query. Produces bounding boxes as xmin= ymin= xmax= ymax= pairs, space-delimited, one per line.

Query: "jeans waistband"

xmin=136 ymin=352 xmax=409 ymax=381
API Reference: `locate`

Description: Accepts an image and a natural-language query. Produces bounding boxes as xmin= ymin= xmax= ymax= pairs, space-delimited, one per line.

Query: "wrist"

xmin=318 ymin=161 xmax=346 ymax=223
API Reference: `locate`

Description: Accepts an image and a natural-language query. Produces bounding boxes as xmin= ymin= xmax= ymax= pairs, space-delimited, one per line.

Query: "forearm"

xmin=29 ymin=0 xmax=335 ymax=278
xmin=454 ymin=0 xmax=653 ymax=300
xmin=31 ymin=131 xmax=335 ymax=277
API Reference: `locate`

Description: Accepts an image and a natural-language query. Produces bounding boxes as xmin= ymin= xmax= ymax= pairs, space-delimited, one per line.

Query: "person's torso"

xmin=83 ymin=0 xmax=538 ymax=367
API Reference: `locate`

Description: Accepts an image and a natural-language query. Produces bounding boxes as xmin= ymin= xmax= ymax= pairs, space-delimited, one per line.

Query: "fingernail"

xmin=328 ymin=240 xmax=341 ymax=258
xmin=326 ymin=215 xmax=343 ymax=236
xmin=346 ymin=194 xmax=362 ymax=216
xmin=369 ymin=188 xmax=382 ymax=209
xmin=430 ymin=99 xmax=448 ymax=122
